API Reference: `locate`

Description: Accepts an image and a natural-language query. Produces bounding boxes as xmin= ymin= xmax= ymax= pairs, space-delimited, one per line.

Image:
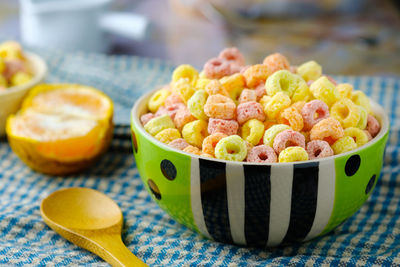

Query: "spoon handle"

xmin=90 ymin=234 xmax=148 ymax=267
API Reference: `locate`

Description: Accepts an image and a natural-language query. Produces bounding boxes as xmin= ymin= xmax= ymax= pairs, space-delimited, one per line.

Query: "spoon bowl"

xmin=41 ymin=187 xmax=147 ymax=267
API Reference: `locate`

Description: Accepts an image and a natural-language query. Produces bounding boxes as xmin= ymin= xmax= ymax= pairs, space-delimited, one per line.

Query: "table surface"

xmin=1 ymin=0 xmax=399 ymax=76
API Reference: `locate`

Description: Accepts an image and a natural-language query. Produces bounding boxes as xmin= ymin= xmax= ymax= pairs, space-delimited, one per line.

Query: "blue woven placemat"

xmin=0 ymin=50 xmax=400 ymax=266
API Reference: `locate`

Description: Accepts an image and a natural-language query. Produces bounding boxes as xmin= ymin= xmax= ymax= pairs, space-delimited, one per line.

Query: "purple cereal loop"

xmin=208 ymin=118 xmax=239 ymax=136
xmin=273 ymin=129 xmax=306 ymax=154
xmin=169 ymin=138 xmax=189 ymax=150
xmin=141 ymin=113 xmax=156 ymax=125
xmin=366 ymin=114 xmax=380 ymax=137
xmin=301 ymin=100 xmax=330 ymax=130
xmin=247 ymin=145 xmax=277 ymax=163
xmin=203 ymin=57 xmax=232 ymax=79
xmin=236 ymin=101 xmax=265 ymax=125
xmin=306 ymin=140 xmax=334 ymax=159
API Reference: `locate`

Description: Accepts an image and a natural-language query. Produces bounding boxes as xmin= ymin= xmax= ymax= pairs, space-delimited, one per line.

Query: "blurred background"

xmin=1 ymin=0 xmax=400 ymax=76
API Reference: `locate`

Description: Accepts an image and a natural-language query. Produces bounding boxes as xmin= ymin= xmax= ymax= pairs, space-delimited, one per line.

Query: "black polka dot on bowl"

xmin=160 ymin=159 xmax=177 ymax=181
xmin=148 ymin=179 xmax=161 ymax=200
xmin=365 ymin=174 xmax=376 ymax=195
xmin=345 ymin=155 xmax=361 ymax=176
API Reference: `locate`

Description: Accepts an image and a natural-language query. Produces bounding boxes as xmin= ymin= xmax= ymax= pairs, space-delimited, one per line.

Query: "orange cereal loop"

xmin=204 ymin=94 xmax=236 ymax=120
xmin=278 ymin=106 xmax=304 ymax=131
xmin=174 ymin=107 xmax=196 ymax=130
xmin=310 ymin=117 xmax=344 ymax=145
xmin=238 ymin=89 xmax=257 ymax=104
xmin=164 ymin=92 xmax=184 ymax=107
xmin=205 ymin=80 xmax=229 ymax=96
xmin=202 ymin=133 xmax=228 ymax=156
xmin=183 ymin=145 xmax=202 ymax=155
xmin=220 ymin=73 xmax=246 ymax=102
xmin=263 ymin=53 xmax=290 ymax=74
xmin=264 ymin=120 xmax=277 ymax=130
xmin=243 ymin=64 xmax=270 ymax=88
xmin=291 ymin=101 xmax=306 ymax=112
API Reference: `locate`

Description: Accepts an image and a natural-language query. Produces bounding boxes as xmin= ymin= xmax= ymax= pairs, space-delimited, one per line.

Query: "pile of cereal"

xmin=0 ymin=41 xmax=33 ymax=91
xmin=141 ymin=48 xmax=381 ymax=163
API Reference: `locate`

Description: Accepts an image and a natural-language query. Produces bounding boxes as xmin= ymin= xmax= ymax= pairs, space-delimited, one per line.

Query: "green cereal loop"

xmin=215 ymin=135 xmax=247 ymax=161
xmin=144 ymin=114 xmax=175 ymax=136
xmin=187 ymin=89 xmax=208 ymax=120
xmin=265 ymin=70 xmax=298 ymax=97
xmin=263 ymin=124 xmax=291 ymax=147
xmin=297 ymin=60 xmax=322 ymax=82
xmin=356 ymin=106 xmax=368 ymax=129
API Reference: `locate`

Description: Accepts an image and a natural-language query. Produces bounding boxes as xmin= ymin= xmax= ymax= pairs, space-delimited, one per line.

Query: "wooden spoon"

xmin=40 ymin=187 xmax=147 ymax=267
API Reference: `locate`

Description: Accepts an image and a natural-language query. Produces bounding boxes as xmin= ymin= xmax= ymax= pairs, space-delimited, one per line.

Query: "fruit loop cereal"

xmin=142 ymin=48 xmax=381 ymax=163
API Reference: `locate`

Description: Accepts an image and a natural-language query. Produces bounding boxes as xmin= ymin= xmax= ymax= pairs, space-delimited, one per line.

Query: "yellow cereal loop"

xmin=215 ymin=135 xmax=247 ymax=162
xmin=195 ymin=77 xmax=211 ymax=90
xmin=0 ymin=41 xmax=23 ymax=59
xmin=241 ymin=119 xmax=265 ymax=145
xmin=171 ymin=78 xmax=195 ymax=103
xmin=344 ymin=127 xmax=368 ymax=147
xmin=291 ymin=76 xmax=313 ymax=102
xmin=144 ymin=115 xmax=175 ymax=136
xmin=331 ymin=136 xmax=357 ymax=154
xmin=264 ymin=92 xmax=291 ymax=120
xmin=351 ymin=90 xmax=371 ymax=113
xmin=10 ymin=72 xmax=32 ymax=86
xmin=187 ymin=89 xmax=208 ymax=120
xmin=265 ymin=70 xmax=298 ymax=97
xmin=172 ymin=64 xmax=199 ymax=86
xmin=220 ymin=73 xmax=245 ymax=102
xmin=263 ymin=124 xmax=291 ymax=147
xmin=309 ymin=76 xmax=339 ymax=107
xmin=356 ymin=106 xmax=368 ymax=130
xmin=155 ymin=128 xmax=181 ymax=144
xmin=148 ymin=88 xmax=171 ymax=113
xmin=330 ymin=98 xmax=360 ymax=128
xmin=182 ymin=120 xmax=208 ymax=148
xmin=337 ymin=83 xmax=353 ymax=99
xmin=297 ymin=61 xmax=322 ymax=82
xmin=291 ymin=101 xmax=306 ymax=112
xmin=278 ymin=146 xmax=309 ymax=163
xmin=259 ymin=95 xmax=272 ymax=108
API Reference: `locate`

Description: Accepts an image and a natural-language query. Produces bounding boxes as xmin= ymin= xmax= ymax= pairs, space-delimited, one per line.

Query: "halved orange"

xmin=6 ymin=84 xmax=113 ymax=175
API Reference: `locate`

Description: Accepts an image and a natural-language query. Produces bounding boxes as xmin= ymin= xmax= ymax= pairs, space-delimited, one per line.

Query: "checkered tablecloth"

xmin=0 ymin=49 xmax=400 ymax=266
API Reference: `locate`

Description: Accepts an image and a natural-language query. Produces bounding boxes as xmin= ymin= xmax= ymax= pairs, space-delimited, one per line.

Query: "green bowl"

xmin=130 ymin=89 xmax=389 ymax=247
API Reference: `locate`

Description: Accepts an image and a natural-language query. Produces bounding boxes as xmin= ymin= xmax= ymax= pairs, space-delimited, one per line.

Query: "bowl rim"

xmin=0 ymin=51 xmax=48 ymax=97
xmin=131 ymin=87 xmax=390 ymax=166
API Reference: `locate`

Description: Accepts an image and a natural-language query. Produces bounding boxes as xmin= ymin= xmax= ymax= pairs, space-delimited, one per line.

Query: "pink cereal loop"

xmin=203 ymin=57 xmax=232 ymax=79
xmin=364 ymin=130 xmax=373 ymax=141
xmin=218 ymin=47 xmax=245 ymax=66
xmin=247 ymin=145 xmax=277 ymax=163
xmin=240 ymin=65 xmax=251 ymax=74
xmin=236 ymin=101 xmax=265 ymax=125
xmin=141 ymin=113 xmax=156 ymax=125
xmin=301 ymin=100 xmax=330 ymax=130
xmin=169 ymin=138 xmax=189 ymax=150
xmin=164 ymin=93 xmax=184 ymax=107
xmin=174 ymin=107 xmax=196 ymax=130
xmin=289 ymin=66 xmax=297 ymax=74
xmin=255 ymin=82 xmax=266 ymax=100
xmin=366 ymin=114 xmax=380 ymax=137
xmin=155 ymin=103 xmax=185 ymax=120
xmin=306 ymin=140 xmax=334 ymax=159
xmin=273 ymin=129 xmax=306 ymax=154
xmin=208 ymin=118 xmax=239 ymax=135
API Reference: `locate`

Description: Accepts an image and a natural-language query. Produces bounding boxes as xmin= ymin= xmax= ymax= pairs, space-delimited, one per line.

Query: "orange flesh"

xmin=8 ymin=87 xmax=112 ymax=161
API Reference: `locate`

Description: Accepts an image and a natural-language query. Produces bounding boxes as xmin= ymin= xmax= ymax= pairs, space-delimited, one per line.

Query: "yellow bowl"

xmin=0 ymin=52 xmax=47 ymax=136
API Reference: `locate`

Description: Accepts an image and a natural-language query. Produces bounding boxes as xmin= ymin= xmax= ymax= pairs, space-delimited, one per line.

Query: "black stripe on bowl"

xmin=199 ymin=158 xmax=233 ymax=244
xmin=244 ymin=165 xmax=271 ymax=247
xmin=282 ymin=162 xmax=319 ymax=243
